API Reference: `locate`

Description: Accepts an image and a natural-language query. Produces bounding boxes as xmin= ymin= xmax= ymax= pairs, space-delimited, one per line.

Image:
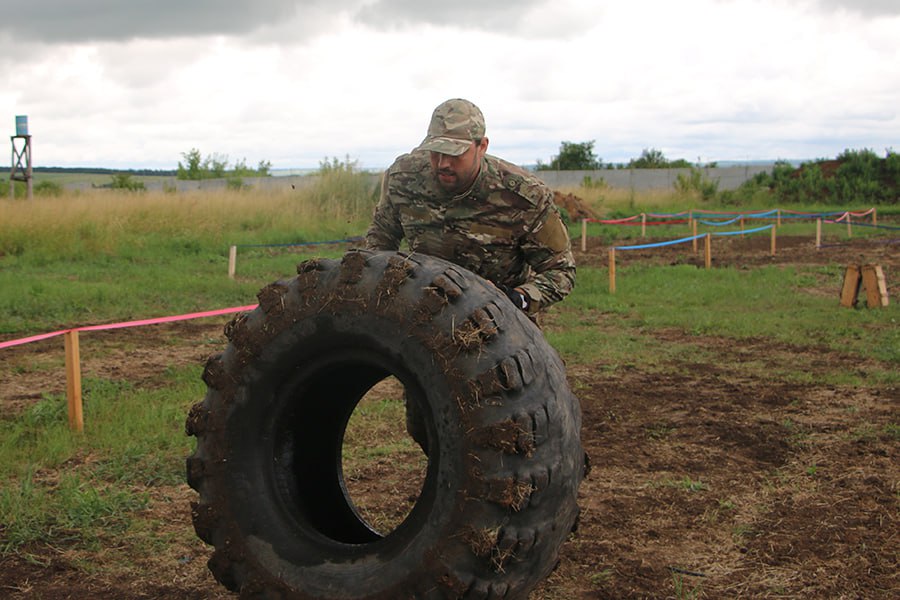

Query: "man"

xmin=365 ymin=98 xmax=575 ymax=317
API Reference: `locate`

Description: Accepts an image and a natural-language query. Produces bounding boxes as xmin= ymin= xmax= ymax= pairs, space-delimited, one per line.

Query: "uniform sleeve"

xmin=364 ymin=171 xmax=403 ymax=251
xmin=518 ymin=190 xmax=576 ymax=312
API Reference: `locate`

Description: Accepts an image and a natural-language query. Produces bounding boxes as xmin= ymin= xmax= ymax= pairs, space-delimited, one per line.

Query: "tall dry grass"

xmin=0 ymin=172 xmax=379 ymax=260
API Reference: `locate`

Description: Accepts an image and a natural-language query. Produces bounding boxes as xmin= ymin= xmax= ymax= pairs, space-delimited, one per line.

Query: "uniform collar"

xmin=447 ymin=155 xmax=488 ymax=202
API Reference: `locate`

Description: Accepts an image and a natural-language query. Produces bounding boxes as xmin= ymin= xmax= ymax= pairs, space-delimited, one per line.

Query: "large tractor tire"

xmin=186 ymin=250 xmax=584 ymax=599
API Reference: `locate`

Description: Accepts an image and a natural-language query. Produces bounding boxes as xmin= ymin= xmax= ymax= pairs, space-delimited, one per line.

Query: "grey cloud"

xmin=0 ymin=1 xmax=338 ymax=43
xmin=816 ymin=0 xmax=900 ymax=17
xmin=354 ymin=0 xmax=545 ymax=31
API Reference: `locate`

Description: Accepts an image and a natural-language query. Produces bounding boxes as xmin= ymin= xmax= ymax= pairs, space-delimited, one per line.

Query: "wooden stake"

xmin=692 ymin=219 xmax=698 ymax=254
xmin=816 ymin=219 xmax=822 ymax=249
xmin=840 ymin=265 xmax=861 ymax=308
xmin=64 ymin=330 xmax=84 ymax=433
xmin=581 ymin=219 xmax=587 ymax=253
xmin=641 ymin=213 xmax=646 ymax=238
xmin=770 ymin=226 xmax=777 ymax=256
xmin=704 ymin=233 xmax=712 ymax=269
xmin=777 ymin=209 xmax=781 ymax=227
xmin=847 ymin=215 xmax=852 ymax=238
xmin=609 ymin=248 xmax=616 ymax=294
xmin=228 ymin=245 xmax=237 ymax=279
xmin=740 ymin=215 xmax=745 ymax=237
xmin=873 ymin=209 xmax=877 ymax=226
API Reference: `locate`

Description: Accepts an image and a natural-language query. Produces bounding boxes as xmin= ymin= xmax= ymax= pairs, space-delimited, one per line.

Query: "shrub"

xmin=34 ymin=180 xmax=64 ymax=197
xmin=732 ymin=151 xmax=899 ymax=206
xmin=674 ymin=168 xmax=718 ymax=202
xmin=110 ymin=174 xmax=146 ymax=192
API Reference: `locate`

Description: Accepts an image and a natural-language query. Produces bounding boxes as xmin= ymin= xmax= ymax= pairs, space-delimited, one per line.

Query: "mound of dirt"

xmin=790 ymin=159 xmax=843 ymax=179
xmin=553 ymin=191 xmax=596 ymax=220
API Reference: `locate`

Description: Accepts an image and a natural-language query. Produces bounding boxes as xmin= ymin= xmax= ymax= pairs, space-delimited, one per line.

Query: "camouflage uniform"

xmin=366 ymin=150 xmax=575 ymax=314
xmin=366 ymin=98 xmax=575 ymax=454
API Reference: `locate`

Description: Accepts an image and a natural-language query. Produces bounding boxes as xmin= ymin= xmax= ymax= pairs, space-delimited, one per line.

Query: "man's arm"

xmin=518 ymin=198 xmax=576 ymax=313
xmin=365 ymin=172 xmax=403 ymax=251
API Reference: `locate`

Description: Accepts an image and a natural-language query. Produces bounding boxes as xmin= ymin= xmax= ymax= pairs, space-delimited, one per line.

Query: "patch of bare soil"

xmin=1 ymin=234 xmax=898 ymax=599
xmin=586 ymin=232 xmax=900 ymax=277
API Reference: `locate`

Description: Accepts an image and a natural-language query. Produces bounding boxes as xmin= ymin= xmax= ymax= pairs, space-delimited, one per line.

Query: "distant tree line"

xmin=33 ymin=166 xmax=177 ymax=176
xmin=536 ymin=141 xmax=698 ymax=171
xmin=177 ymin=148 xmax=272 ymax=180
xmin=539 ymin=141 xmax=898 ymax=205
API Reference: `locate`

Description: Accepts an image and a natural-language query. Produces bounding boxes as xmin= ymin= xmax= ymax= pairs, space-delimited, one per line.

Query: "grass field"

xmin=0 ymin=183 xmax=897 ymax=598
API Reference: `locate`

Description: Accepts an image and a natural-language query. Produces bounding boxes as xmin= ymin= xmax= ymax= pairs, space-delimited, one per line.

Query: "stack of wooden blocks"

xmin=840 ymin=265 xmax=890 ymax=308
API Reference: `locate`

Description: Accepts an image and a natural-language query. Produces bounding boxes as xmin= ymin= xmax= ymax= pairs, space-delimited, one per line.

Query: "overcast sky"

xmin=1 ymin=0 xmax=898 ymax=170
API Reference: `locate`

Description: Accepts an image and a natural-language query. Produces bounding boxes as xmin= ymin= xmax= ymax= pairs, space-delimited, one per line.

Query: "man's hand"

xmin=501 ymin=286 xmax=529 ymax=311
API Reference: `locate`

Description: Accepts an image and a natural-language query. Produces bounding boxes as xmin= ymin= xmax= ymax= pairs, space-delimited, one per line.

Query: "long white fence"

xmin=63 ymin=165 xmax=774 ymax=194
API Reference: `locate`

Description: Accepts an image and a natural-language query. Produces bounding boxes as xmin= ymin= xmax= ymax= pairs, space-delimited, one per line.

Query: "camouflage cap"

xmin=418 ymin=98 xmax=486 ymax=156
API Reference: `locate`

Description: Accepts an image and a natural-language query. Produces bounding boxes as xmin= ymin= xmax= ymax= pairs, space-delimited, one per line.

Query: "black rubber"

xmin=186 ymin=249 xmax=584 ymax=599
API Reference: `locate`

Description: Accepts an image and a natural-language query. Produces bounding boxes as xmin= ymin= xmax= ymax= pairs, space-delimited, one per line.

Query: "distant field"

xmin=32 ymin=171 xmax=174 ymax=187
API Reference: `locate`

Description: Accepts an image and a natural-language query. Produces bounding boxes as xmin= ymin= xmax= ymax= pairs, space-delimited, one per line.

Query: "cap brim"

xmin=417 ymin=136 xmax=472 ymax=156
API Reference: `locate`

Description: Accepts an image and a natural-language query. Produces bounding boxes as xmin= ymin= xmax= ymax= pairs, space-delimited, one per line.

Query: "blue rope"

xmin=615 ymin=234 xmax=701 ymax=251
xmin=711 ymin=225 xmax=774 ymax=237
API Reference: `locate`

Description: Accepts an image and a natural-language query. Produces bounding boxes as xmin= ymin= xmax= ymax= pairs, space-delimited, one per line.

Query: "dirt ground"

xmin=1 ymin=232 xmax=897 ymax=599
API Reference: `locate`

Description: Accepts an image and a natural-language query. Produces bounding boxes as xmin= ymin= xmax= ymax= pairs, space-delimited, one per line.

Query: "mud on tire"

xmin=185 ymin=250 xmax=584 ymax=599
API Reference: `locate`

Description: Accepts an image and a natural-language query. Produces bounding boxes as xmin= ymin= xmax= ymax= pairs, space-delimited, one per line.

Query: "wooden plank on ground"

xmin=840 ymin=265 xmax=861 ymax=308
xmin=861 ymin=264 xmax=889 ymax=308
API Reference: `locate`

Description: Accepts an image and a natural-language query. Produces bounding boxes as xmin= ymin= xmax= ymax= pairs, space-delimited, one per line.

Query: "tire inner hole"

xmin=341 ymin=375 xmax=429 ymax=536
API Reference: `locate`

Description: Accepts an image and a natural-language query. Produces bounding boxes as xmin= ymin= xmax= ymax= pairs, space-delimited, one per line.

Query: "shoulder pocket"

xmin=535 ymin=212 xmax=569 ymax=252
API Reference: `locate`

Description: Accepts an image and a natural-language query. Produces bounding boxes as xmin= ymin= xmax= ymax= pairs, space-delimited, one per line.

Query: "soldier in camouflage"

xmin=365 ymin=98 xmax=575 ymax=316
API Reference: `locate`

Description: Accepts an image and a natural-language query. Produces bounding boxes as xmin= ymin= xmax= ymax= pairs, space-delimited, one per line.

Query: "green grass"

xmin=546 ymin=265 xmax=898 ymax=384
xmin=0 ymin=366 xmax=203 ymax=552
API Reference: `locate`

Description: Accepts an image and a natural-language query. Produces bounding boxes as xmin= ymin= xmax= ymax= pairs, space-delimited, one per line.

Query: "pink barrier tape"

xmin=0 ymin=330 xmax=71 ymax=349
xmin=586 ymin=215 xmax=641 ymax=224
xmin=588 ymin=218 xmax=689 ymax=226
xmin=0 ymin=304 xmax=259 ymax=350
xmin=848 ymin=208 xmax=875 ymax=217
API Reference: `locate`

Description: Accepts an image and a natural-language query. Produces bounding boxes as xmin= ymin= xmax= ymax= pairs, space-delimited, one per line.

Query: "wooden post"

xmin=777 ymin=209 xmax=781 ymax=227
xmin=872 ymin=208 xmax=877 ymax=226
xmin=846 ymin=214 xmax=852 ymax=238
xmin=740 ymin=215 xmax=745 ymax=237
xmin=704 ymin=233 xmax=712 ymax=269
xmin=64 ymin=330 xmax=84 ymax=433
xmin=641 ymin=213 xmax=646 ymax=238
xmin=608 ymin=248 xmax=616 ymax=294
xmin=816 ymin=219 xmax=822 ymax=249
xmin=692 ymin=219 xmax=698 ymax=254
xmin=770 ymin=226 xmax=777 ymax=256
xmin=228 ymin=245 xmax=237 ymax=279
xmin=581 ymin=219 xmax=587 ymax=253
xmin=861 ymin=265 xmax=889 ymax=308
xmin=840 ymin=265 xmax=861 ymax=308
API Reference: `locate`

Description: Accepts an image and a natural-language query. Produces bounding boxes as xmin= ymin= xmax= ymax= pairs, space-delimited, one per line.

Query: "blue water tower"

xmin=10 ymin=115 xmax=33 ymax=199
